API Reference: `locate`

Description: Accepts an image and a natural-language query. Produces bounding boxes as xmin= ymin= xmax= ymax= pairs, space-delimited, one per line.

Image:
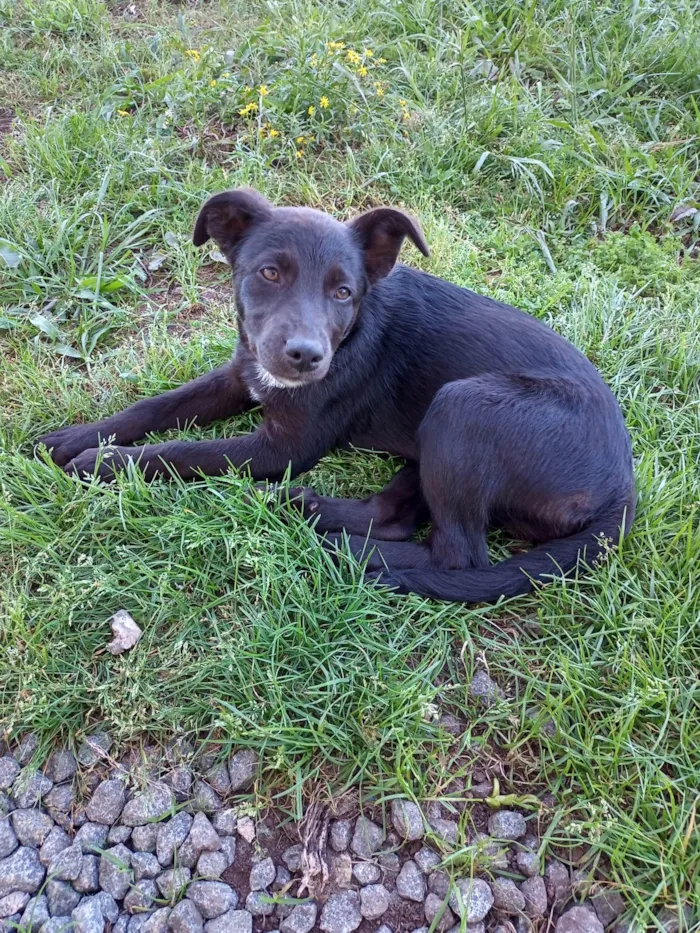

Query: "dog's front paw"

xmin=36 ymin=424 xmax=102 ymax=467
xmin=365 ymin=569 xmax=406 ymax=592
xmin=64 ymin=446 xmax=133 ymax=482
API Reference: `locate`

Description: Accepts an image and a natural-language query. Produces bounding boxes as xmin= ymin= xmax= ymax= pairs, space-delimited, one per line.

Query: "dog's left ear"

xmin=193 ymin=188 xmax=273 ymax=256
xmin=347 ymin=207 xmax=429 ymax=284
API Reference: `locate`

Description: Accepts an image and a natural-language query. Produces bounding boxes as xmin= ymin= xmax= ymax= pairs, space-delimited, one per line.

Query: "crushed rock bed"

xmin=0 ymin=733 xmax=677 ymax=933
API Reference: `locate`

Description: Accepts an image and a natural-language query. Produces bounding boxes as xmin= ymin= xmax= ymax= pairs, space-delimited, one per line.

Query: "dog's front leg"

xmin=64 ymin=423 xmax=327 ymax=483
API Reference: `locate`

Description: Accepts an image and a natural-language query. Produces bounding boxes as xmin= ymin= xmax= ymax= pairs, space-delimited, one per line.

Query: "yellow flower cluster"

xmin=184 ymin=49 xmax=200 ymax=62
xmin=239 ymin=102 xmax=258 ymax=117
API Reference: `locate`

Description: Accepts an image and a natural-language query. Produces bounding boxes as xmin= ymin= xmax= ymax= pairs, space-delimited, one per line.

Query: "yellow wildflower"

xmin=402 ymin=110 xmax=410 ymax=120
xmin=239 ymin=102 xmax=258 ymax=116
xmin=346 ymin=49 xmax=361 ymax=64
xmin=357 ymin=66 xmax=368 ymax=77
xmin=320 ymin=95 xmax=329 ymax=108
xmin=296 ymin=150 xmax=303 ymax=159
xmin=374 ymin=83 xmax=384 ymax=96
xmin=117 ymin=109 xmax=130 ymax=117
xmin=184 ymin=49 xmax=200 ymax=62
xmin=308 ymin=105 xmax=316 ymax=116
xmin=259 ymin=85 xmax=269 ymax=96
xmin=221 ymin=72 xmax=230 ymax=78
xmin=378 ymin=57 xmax=387 ymax=64
xmin=327 ymin=41 xmax=345 ymax=52
xmin=399 ymin=99 xmax=407 ymax=107
xmin=210 ymin=79 xmax=217 ymax=87
xmin=244 ymin=85 xmax=252 ymax=92
xmin=269 ymin=128 xmax=280 ymax=138
xmin=296 ymin=136 xmax=306 ymax=144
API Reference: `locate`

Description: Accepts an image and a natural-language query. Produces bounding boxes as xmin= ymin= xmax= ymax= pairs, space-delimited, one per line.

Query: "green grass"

xmin=0 ymin=0 xmax=699 ymax=923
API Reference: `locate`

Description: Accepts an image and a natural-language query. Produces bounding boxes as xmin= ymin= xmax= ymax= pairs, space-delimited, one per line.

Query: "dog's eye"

xmin=335 ymin=286 xmax=351 ymax=300
xmin=261 ymin=267 xmax=279 ymax=282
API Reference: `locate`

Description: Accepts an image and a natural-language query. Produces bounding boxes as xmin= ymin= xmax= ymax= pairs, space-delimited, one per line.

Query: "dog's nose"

xmin=284 ymin=338 xmax=324 ymax=372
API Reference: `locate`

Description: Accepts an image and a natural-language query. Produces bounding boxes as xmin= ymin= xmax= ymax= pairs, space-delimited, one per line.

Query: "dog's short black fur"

xmin=38 ymin=189 xmax=635 ymax=603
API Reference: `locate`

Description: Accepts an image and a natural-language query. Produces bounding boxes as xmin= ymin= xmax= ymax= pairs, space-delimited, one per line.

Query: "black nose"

xmin=284 ymin=338 xmax=324 ymax=372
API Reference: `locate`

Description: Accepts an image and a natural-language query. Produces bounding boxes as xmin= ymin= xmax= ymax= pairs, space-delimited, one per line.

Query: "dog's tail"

xmin=379 ymin=496 xmax=635 ymax=604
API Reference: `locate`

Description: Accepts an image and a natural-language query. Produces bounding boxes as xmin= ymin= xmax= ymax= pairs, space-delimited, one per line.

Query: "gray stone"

xmin=47 ymin=879 xmax=81 ymax=917
xmin=657 ymin=907 xmax=695 ymax=933
xmin=196 ymin=851 xmax=228 ymax=880
xmin=353 ymin=861 xmax=380 ymax=885
xmin=571 ymin=869 xmax=595 ymax=898
xmin=157 ymin=812 xmax=193 ymax=867
xmin=424 ymin=892 xmax=454 ymax=932
xmin=205 ymin=911 xmax=252 ymax=933
xmin=350 ymin=817 xmax=384 ymax=858
xmin=190 ymin=783 xmax=222 ymax=814
xmin=0 ymin=891 xmax=30 ymax=917
xmin=99 ymin=844 xmax=133 ymax=900
xmin=203 ymin=766 xmax=230 ymax=798
xmin=108 ymin=825 xmax=132 ymax=845
xmin=329 ymin=853 xmax=352 ymax=888
xmin=156 ymin=867 xmax=191 ymax=901
xmin=113 ymin=915 xmax=130 ymax=933
xmin=359 ymin=885 xmax=389 ymax=920
xmin=320 ymin=891 xmax=362 ymax=933
xmin=77 ymin=733 xmax=112 ymax=768
xmin=20 ymin=894 xmax=49 ymax=931
xmin=17 ymin=736 xmax=40 ymax=766
xmin=279 ymin=902 xmax=317 ymax=933
xmin=449 ymin=878 xmax=494 ymax=922
xmin=0 ymin=819 xmax=18 ymax=860
xmin=428 ymin=871 xmax=450 ymax=898
xmin=469 ymin=671 xmax=504 ymax=705
xmin=73 ymin=854 xmax=100 ymax=894
xmin=48 ymin=844 xmax=82 ymax=881
xmin=521 ymin=877 xmax=548 ymax=917
xmin=414 ymin=846 xmax=441 ymax=874
xmin=164 ymin=768 xmax=193 ymax=803
xmin=516 ymin=850 xmax=540 ymax=877
xmin=249 ymin=856 xmax=275 ymax=891
xmin=133 ymin=851 xmax=161 ymax=881
xmin=0 ymin=760 xmax=20 ymax=792
xmin=41 ymin=918 xmax=73 ymax=933
xmin=556 ymin=906 xmax=605 ymax=933
xmin=121 ymin=784 xmax=174 ymax=827
xmin=188 ymin=812 xmax=220 ymax=855
xmin=391 ymin=799 xmax=424 ymax=841
xmin=227 ymin=751 xmax=257 ymax=793
xmin=329 ymin=819 xmax=352 ymax=853
xmin=143 ymin=908 xmax=172 ymax=933
xmin=473 ymin=833 xmax=508 ymax=870
xmin=211 ymin=811 xmax=237 ymax=837
xmin=244 ymin=892 xmax=273 ymax=918
xmin=396 ymin=860 xmax=426 ymax=902
xmin=492 ymin=878 xmax=526 ymax=914
xmin=273 ymin=864 xmax=291 ymax=890
xmin=281 ymin=845 xmax=303 ymax=872
xmin=430 ymin=818 xmax=458 ymax=846
xmin=545 ymin=860 xmax=571 ymax=910
xmin=487 ymin=810 xmax=526 ymax=840
xmin=129 ymin=917 xmax=149 ymax=933
xmin=132 ymin=824 xmax=159 ymax=853
xmin=591 ymin=890 xmax=626 ymax=927
xmin=40 ymin=826 xmax=71 ymax=866
xmin=13 ymin=774 xmax=54 ymax=810
xmin=376 ymin=926 xmax=393 ymax=933
xmin=87 ymin=781 xmax=127 ymax=825
xmin=74 ymin=823 xmax=109 ymax=854
xmin=167 ymin=899 xmax=203 ymax=933
xmin=235 ymin=818 xmax=254 ymax=843
xmin=0 ymin=846 xmax=46 ymax=896
xmin=72 ymin=896 xmax=104 ymax=933
xmin=219 ymin=837 xmax=236 ymax=868
xmin=187 ymin=883 xmax=236 ymax=920
xmin=124 ymin=879 xmax=159 ymax=914
xmin=45 ymin=752 xmax=76 ymax=785
xmin=177 ymin=839 xmax=199 ymax=871
xmin=12 ymin=810 xmax=54 ymax=848
xmin=378 ymin=852 xmax=400 ymax=875
xmin=93 ymin=894 xmax=119 ymax=924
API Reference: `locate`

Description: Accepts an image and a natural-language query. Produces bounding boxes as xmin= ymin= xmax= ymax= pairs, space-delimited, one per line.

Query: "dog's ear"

xmin=193 ymin=188 xmax=273 ymax=254
xmin=347 ymin=207 xmax=429 ymax=284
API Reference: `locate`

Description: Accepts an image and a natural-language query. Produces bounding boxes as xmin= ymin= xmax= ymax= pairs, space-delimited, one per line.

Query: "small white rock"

xmin=107 ymin=610 xmax=142 ymax=655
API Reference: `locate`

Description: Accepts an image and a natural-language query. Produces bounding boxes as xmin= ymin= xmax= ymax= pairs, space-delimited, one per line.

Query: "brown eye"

xmin=335 ymin=286 xmax=351 ymax=300
xmin=261 ymin=267 xmax=279 ymax=281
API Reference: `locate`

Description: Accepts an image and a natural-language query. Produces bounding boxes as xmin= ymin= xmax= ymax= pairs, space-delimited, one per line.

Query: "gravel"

xmin=449 ymin=878 xmax=494 ymax=923
xmin=169 ymin=898 xmax=204 ymax=933
xmin=350 ymin=817 xmax=384 ymax=859
xmin=131 ymin=824 xmax=158 ymax=853
xmin=279 ymin=901 xmax=318 ymax=933
xmin=429 ymin=818 xmax=458 ymax=846
xmin=73 ymin=854 xmax=100 ymax=894
xmin=44 ymin=784 xmax=75 ymax=814
xmin=45 ymin=751 xmax=77 ymax=785
xmin=187 ymin=882 xmax=237 ymax=919
xmin=74 ymin=822 xmax=110 ymax=853
xmin=12 ymin=809 xmax=54 ymax=847
xmin=391 ymin=799 xmax=424 ymax=841
xmin=320 ymin=891 xmax=362 ymax=933
xmin=86 ymin=780 xmax=127 ymax=825
xmin=120 ymin=784 xmax=173 ymax=826
xmin=330 ymin=819 xmax=353 ymax=853
xmin=491 ymin=878 xmax=526 ymax=914
xmin=556 ymin=906 xmax=605 ymax=933
xmin=244 ymin=892 xmax=274 ymax=917
xmin=0 ymin=891 xmax=30 ymax=917
xmin=249 ymin=856 xmax=275 ymax=891
xmin=546 ymin=860 xmax=572 ymax=910
xmin=0 ymin=761 xmax=20 ymax=792
xmin=359 ymin=884 xmax=390 ymax=920
xmin=227 ymin=751 xmax=257 ymax=793
xmin=516 ymin=850 xmax=540 ymax=877
xmin=190 ymin=782 xmax=222 ymax=814
xmin=591 ymin=889 xmax=626 ymax=926
xmin=281 ymin=844 xmax=303 ymax=872
xmin=13 ymin=774 xmax=54 ymax=810
xmin=47 ymin=879 xmax=82 ymax=916
xmin=48 ymin=843 xmax=83 ymax=881
xmin=40 ymin=826 xmax=71 ymax=865
xmin=521 ymin=876 xmax=548 ymax=917
xmin=396 ymin=860 xmax=426 ymax=902
xmin=197 ymin=851 xmax=228 ymax=879
xmin=352 ymin=861 xmax=380 ymax=885
xmin=72 ymin=894 xmax=104 ymax=933
xmin=77 ymin=733 xmax=113 ymax=768
xmin=107 ymin=826 xmax=132 ymax=845
xmin=19 ymin=893 xmax=49 ymax=931
xmin=211 ymin=810 xmax=237 ymax=837
xmin=124 ymin=879 xmax=159 ymax=913
xmin=156 ymin=810 xmax=192 ymax=866
xmin=156 ymin=867 xmax=191 ymax=901
xmin=188 ymin=812 xmax=221 ymax=854
xmin=0 ymin=819 xmax=18 ymax=860
xmin=0 ymin=846 xmax=46 ymax=896
xmin=424 ymin=892 xmax=455 ymax=931
xmin=205 ymin=910 xmax=253 ymax=933
xmin=99 ymin=844 xmax=133 ymax=900
xmin=132 ymin=851 xmax=161 ymax=881
xmin=487 ymin=810 xmax=527 ymax=840
xmin=414 ymin=846 xmax=441 ymax=874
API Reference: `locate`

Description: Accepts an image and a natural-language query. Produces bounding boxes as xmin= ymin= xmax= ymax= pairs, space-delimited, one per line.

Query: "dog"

xmin=38 ymin=188 xmax=635 ymax=603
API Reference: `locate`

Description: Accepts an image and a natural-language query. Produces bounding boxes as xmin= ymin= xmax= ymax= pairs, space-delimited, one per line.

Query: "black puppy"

xmin=38 ymin=189 xmax=635 ymax=603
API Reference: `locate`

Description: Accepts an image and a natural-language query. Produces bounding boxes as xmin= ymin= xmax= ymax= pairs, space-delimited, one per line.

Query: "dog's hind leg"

xmin=285 ymin=464 xmax=427 ymax=540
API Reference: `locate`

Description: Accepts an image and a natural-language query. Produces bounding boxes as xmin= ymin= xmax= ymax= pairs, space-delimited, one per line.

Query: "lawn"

xmin=0 ymin=0 xmax=698 ymax=924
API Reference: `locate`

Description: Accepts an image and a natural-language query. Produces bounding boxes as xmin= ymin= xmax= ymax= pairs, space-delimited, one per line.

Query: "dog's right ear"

xmin=192 ymin=189 xmax=273 ymax=254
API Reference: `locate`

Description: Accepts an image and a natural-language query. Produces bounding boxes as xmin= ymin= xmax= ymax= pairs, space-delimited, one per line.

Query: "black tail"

xmin=385 ymin=499 xmax=635 ymax=604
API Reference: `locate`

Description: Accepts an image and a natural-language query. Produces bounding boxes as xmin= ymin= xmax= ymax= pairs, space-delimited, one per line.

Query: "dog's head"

xmin=193 ymin=188 xmax=428 ymax=388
